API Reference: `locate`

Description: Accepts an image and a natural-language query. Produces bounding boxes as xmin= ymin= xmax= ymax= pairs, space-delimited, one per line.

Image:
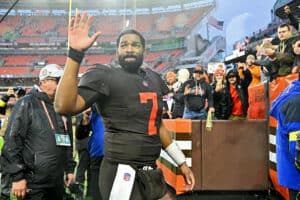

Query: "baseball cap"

xmin=39 ymin=64 xmax=64 ymax=81
xmin=214 ymin=69 xmax=225 ymax=75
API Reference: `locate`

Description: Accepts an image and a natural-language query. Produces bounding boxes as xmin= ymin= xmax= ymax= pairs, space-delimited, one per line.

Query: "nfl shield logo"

xmin=123 ymin=173 xmax=131 ymax=181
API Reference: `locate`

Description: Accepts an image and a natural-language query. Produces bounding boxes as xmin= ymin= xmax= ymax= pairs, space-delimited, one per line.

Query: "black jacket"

xmin=226 ymin=69 xmax=252 ymax=117
xmin=182 ymin=78 xmax=213 ymax=112
xmin=270 ymin=35 xmax=297 ymax=77
xmin=0 ymin=87 xmax=76 ymax=188
xmin=211 ymin=83 xmax=231 ymax=119
xmin=171 ymin=83 xmax=185 ymax=118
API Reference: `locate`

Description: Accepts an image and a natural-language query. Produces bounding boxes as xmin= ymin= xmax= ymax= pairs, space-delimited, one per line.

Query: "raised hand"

xmin=68 ymin=11 xmax=101 ymax=52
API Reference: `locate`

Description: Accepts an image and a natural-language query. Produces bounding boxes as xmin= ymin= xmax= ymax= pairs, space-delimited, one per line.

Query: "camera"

xmin=68 ymin=182 xmax=84 ymax=195
xmin=13 ymin=87 xmax=26 ymax=98
xmin=63 ymin=182 xmax=84 ymax=200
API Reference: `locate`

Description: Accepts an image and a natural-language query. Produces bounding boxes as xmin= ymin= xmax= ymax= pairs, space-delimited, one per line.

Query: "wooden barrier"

xmin=159 ymin=75 xmax=298 ymax=196
xmin=159 ymin=119 xmax=269 ymax=194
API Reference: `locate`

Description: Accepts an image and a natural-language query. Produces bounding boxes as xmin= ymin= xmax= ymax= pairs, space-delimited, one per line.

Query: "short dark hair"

xmin=278 ymin=23 xmax=291 ymax=31
xmin=116 ymin=29 xmax=145 ymax=49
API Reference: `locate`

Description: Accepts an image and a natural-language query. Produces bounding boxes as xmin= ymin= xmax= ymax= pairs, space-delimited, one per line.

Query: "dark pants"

xmin=18 ymin=186 xmax=64 ymax=200
xmin=76 ymin=149 xmax=91 ymax=196
xmin=0 ymin=173 xmax=11 ymax=200
xmin=99 ymin=159 xmax=174 ymax=200
xmin=89 ymin=157 xmax=103 ymax=200
xmin=289 ymin=189 xmax=300 ymax=200
xmin=99 ymin=159 xmax=144 ymax=200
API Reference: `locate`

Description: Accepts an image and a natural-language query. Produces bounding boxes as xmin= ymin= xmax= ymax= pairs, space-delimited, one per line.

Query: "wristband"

xmin=67 ymin=47 xmax=84 ymax=64
xmin=165 ymin=141 xmax=186 ymax=166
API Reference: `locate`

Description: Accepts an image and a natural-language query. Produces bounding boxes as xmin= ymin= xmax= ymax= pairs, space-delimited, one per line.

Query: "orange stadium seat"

xmin=154 ymin=62 xmax=169 ymax=71
xmin=4 ymin=55 xmax=39 ymax=66
xmin=85 ymin=54 xmax=114 ymax=65
xmin=94 ymin=16 xmax=123 ymax=35
xmin=0 ymin=67 xmax=32 ymax=75
xmin=44 ymin=55 xmax=67 ymax=65
xmin=145 ymin=52 xmax=162 ymax=62
xmin=16 ymin=37 xmax=46 ymax=43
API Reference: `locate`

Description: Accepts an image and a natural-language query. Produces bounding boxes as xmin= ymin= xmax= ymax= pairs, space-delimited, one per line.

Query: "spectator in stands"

xmin=75 ymin=108 xmax=92 ymax=200
xmin=256 ymin=39 xmax=277 ymax=81
xmin=171 ymin=69 xmax=190 ymax=118
xmin=54 ymin=12 xmax=194 ymax=200
xmin=244 ymin=36 xmax=251 ymax=45
xmin=226 ymin=64 xmax=252 ymax=120
xmin=0 ymin=64 xmax=76 ymax=199
xmin=246 ymin=54 xmax=262 ymax=86
xmin=182 ymin=66 xmax=214 ymax=119
xmin=237 ymin=61 xmax=247 ymax=79
xmin=165 ymin=71 xmax=177 ymax=91
xmin=269 ymin=70 xmax=300 ymax=199
xmin=210 ymin=69 xmax=231 ymax=120
xmin=284 ymin=5 xmax=299 ymax=31
xmin=162 ymin=71 xmax=177 ymax=119
xmin=262 ymin=23 xmax=297 ymax=79
xmin=293 ymin=39 xmax=300 ymax=71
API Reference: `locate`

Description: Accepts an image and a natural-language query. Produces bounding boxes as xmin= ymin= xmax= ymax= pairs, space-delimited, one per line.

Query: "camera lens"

xmin=14 ymin=87 xmax=26 ymax=97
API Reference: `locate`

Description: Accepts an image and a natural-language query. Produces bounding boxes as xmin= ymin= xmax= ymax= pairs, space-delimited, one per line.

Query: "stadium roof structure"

xmin=274 ymin=0 xmax=300 ymax=19
xmin=0 ymin=0 xmax=215 ymax=10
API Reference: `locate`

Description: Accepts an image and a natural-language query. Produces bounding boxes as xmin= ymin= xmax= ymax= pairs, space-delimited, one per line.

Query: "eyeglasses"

xmin=228 ymin=75 xmax=236 ymax=79
xmin=194 ymin=70 xmax=203 ymax=74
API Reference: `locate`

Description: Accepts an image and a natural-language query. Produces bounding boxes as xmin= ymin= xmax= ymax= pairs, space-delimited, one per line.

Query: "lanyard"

xmin=195 ymin=81 xmax=203 ymax=96
xmin=40 ymin=100 xmax=67 ymax=132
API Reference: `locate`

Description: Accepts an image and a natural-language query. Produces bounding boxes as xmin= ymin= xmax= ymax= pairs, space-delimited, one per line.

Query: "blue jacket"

xmin=89 ymin=110 xmax=105 ymax=158
xmin=270 ymin=80 xmax=300 ymax=190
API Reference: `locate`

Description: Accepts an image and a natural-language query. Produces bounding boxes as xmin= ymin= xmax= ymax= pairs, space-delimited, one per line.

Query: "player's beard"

xmin=118 ymin=54 xmax=143 ymax=73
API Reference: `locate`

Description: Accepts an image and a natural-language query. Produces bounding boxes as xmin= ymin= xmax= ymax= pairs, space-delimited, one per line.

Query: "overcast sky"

xmin=204 ymin=0 xmax=276 ymax=54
